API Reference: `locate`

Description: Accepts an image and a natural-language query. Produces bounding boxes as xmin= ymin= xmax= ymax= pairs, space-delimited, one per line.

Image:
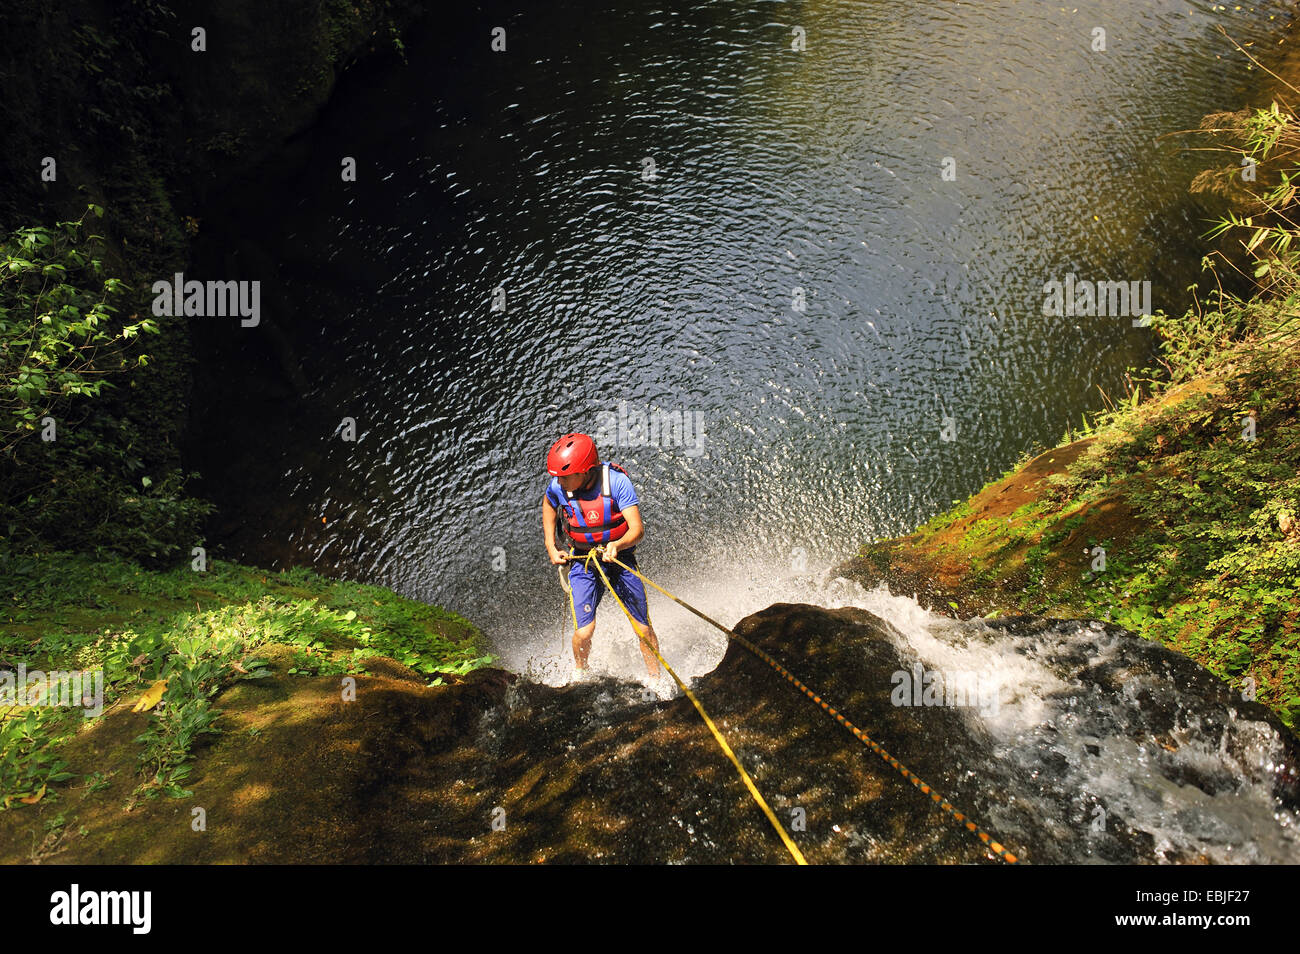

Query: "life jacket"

xmin=558 ymin=462 xmax=632 ymax=550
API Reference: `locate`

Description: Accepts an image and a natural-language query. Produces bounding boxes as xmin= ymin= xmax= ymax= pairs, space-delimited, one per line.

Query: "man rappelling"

xmin=542 ymin=432 xmax=664 ymax=683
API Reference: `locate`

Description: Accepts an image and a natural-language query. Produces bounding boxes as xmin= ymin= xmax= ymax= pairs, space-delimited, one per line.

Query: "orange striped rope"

xmin=604 ymin=551 xmax=1020 ymax=864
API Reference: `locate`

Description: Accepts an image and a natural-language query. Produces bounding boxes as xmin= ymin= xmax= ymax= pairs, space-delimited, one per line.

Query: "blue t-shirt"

xmin=544 ymin=464 xmax=639 ymax=524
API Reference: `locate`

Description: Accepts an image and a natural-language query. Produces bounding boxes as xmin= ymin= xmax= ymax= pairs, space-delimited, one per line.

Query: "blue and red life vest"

xmin=560 ymin=462 xmax=631 ymax=549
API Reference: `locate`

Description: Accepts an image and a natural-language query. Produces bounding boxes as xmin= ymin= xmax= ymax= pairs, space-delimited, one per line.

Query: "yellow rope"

xmin=557 ymin=562 xmax=578 ymax=647
xmin=604 ymin=553 xmax=1021 ymax=865
xmin=576 ymin=548 xmax=807 ymax=865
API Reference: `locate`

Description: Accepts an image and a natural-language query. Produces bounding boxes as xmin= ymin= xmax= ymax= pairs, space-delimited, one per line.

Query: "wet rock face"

xmin=345 ymin=602 xmax=1297 ymax=863
xmin=367 ymin=602 xmax=1000 ymax=864
xmin=891 ymin=613 xmax=1300 ymax=863
xmin=396 ymin=603 xmax=1299 ymax=864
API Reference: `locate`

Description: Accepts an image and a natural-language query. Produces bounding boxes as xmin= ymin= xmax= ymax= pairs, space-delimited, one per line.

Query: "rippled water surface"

xmin=192 ymin=0 xmax=1290 ymax=679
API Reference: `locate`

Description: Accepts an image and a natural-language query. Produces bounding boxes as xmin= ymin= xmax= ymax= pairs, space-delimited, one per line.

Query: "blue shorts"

xmin=567 ymin=549 xmax=650 ymax=628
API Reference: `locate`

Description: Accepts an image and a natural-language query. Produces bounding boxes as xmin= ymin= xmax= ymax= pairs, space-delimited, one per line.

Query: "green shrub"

xmin=1 ymin=205 xmax=156 ymax=452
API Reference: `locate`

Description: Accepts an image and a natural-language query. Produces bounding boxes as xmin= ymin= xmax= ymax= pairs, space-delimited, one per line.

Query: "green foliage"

xmin=132 ymin=605 xmax=273 ymax=798
xmin=0 ymin=553 xmax=493 ymax=807
xmin=1200 ymin=102 xmax=1300 ymax=336
xmin=0 ymin=709 xmax=74 ymax=809
xmin=0 ymin=206 xmax=205 ymax=567
xmin=3 ymin=455 xmax=214 ymax=568
xmin=0 ymin=206 xmax=157 ymax=453
xmin=933 ymin=315 xmax=1300 ymax=725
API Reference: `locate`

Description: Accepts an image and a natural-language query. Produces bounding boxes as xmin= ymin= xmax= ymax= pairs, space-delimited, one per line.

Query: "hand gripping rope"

xmin=562 ymin=546 xmax=1021 ymax=865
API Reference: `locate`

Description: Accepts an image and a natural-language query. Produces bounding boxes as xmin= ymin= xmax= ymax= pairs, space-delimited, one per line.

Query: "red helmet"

xmin=547 ymin=432 xmax=599 ymax=476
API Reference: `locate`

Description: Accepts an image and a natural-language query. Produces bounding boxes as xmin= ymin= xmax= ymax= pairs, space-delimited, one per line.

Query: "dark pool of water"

xmin=188 ymin=0 xmax=1290 ymax=673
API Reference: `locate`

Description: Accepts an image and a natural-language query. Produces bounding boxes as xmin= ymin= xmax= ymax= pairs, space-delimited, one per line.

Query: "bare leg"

xmin=572 ymin=621 xmax=596 ymax=670
xmin=632 ymin=619 xmax=661 ymax=677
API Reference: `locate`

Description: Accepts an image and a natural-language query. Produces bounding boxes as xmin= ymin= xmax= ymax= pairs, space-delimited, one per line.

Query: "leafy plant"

xmin=0 ymin=205 xmax=157 ymax=453
xmin=1 ymin=553 xmax=494 ymax=806
xmin=0 ymin=709 xmax=74 ymax=809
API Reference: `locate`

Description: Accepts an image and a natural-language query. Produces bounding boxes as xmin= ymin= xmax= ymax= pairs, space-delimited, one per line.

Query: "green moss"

xmin=0 ymin=552 xmax=492 ymax=807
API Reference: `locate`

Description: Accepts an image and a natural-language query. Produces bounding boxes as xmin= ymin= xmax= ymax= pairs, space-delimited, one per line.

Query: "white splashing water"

xmin=844 ymin=584 xmax=1300 ymax=864
xmin=496 ymin=548 xmax=849 ymax=687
